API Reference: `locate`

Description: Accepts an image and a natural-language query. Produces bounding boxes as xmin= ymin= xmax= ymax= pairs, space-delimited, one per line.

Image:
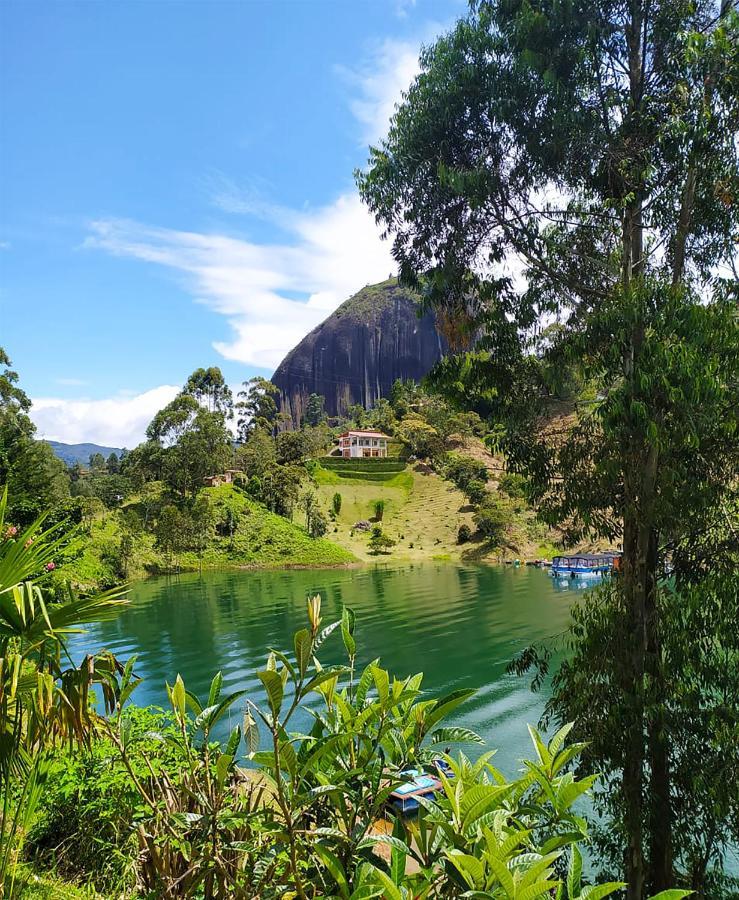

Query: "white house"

xmin=338 ymin=430 xmax=390 ymax=458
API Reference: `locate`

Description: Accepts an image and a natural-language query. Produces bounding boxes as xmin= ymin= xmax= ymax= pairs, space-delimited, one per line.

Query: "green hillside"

xmin=59 ymin=484 xmax=355 ymax=590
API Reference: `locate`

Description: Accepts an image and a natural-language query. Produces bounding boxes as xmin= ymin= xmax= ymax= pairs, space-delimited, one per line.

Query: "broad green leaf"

xmin=313 ymin=844 xmax=350 ymax=898
xmin=549 ymin=722 xmax=574 ymax=757
xmin=486 ymin=853 xmax=515 ymax=896
xmin=294 ymin=628 xmax=313 ymax=678
xmin=341 ymin=605 xmax=356 ymax=658
xmin=258 ymin=668 xmax=284 ymax=718
xmin=356 ymin=658 xmax=380 ymax=706
xmin=370 ymin=867 xmax=404 ymax=900
xmin=567 ymin=845 xmax=582 ymax=899
xmin=372 ymin=664 xmax=389 ymax=705
xmin=424 ymin=688 xmax=477 ymax=733
xmin=579 ymin=884 xmax=628 ymax=899
xmin=215 ymin=753 xmax=233 ymax=788
xmin=643 ymin=892 xmax=693 ymax=900
xmin=207 ymin=670 xmax=223 ymax=707
xmin=527 ymin=724 xmax=551 ymax=769
xmin=431 ymin=726 xmax=484 ymax=745
xmin=169 ymin=674 xmax=186 ymax=719
xmin=357 ymin=833 xmax=413 ymax=857
xmin=518 ymin=880 xmax=560 ymax=900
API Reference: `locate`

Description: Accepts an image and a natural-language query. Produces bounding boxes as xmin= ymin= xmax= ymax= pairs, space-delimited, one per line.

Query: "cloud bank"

xmin=31 ymin=385 xmax=180 ymax=449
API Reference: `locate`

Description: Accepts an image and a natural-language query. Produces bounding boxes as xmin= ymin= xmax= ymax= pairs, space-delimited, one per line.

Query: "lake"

xmin=69 ymin=562 xmax=582 ymax=774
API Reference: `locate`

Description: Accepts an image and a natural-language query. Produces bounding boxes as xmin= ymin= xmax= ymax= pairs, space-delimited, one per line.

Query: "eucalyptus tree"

xmin=236 ymin=377 xmax=280 ymax=441
xmin=146 ymin=393 xmax=232 ymax=496
xmin=358 ymin=2 xmax=739 ymax=896
xmin=183 ymin=366 xmax=234 ymax=416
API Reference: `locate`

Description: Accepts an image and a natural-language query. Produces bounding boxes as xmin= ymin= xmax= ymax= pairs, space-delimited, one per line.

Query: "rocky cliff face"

xmin=272 ymin=279 xmax=445 ymax=421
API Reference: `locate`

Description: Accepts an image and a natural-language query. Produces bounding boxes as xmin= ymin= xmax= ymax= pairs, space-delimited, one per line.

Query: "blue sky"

xmin=0 ymin=0 xmax=461 ymax=447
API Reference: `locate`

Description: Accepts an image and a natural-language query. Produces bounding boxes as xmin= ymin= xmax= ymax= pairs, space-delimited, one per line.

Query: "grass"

xmin=7 ymin=866 xmax=101 ymax=899
xmin=308 ymin=462 xmax=476 ymax=563
xmin=308 ymin=455 xmax=565 ymax=564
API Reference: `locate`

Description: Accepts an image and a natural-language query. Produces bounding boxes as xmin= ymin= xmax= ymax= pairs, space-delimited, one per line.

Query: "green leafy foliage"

xmin=92 ymin=594 xmax=650 ymax=899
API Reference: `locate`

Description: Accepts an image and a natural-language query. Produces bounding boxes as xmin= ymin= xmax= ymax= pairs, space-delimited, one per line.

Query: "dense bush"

xmin=443 ymin=453 xmax=489 ymax=491
xmin=308 ymin=508 xmax=328 ymax=538
xmin=457 ymin=522 xmax=472 ymax=544
xmin=473 ymin=496 xmax=516 ymax=545
xmin=332 ymin=491 xmax=342 ymax=515
xmin=498 ymin=471 xmax=529 ymax=500
xmin=373 ymin=498 xmax=385 ymax=521
xmin=465 ymin=477 xmax=488 ymax=505
xmin=368 ymin=524 xmax=395 ymax=554
xmin=27 ymin=707 xmax=185 ymax=892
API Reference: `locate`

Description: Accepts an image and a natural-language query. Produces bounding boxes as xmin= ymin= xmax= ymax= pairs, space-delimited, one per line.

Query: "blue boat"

xmin=387 ymin=769 xmax=442 ymax=814
xmin=551 ymin=553 xmax=621 ymax=578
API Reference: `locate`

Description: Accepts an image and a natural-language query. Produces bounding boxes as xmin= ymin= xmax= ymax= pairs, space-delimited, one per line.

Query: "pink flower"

xmin=45 ymin=562 xmax=56 ymax=572
xmin=25 ymin=538 xmax=34 ymax=548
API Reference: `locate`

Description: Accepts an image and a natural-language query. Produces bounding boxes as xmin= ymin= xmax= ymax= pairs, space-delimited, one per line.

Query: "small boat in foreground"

xmin=551 ymin=553 xmax=621 ymax=578
xmin=387 ymin=769 xmax=442 ymax=814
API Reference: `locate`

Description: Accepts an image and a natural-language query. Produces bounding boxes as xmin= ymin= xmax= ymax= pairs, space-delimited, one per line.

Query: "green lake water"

xmin=70 ymin=563 xmax=582 ymax=773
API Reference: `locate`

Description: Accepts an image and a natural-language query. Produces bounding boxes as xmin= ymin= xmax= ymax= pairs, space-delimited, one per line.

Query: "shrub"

xmin=91 ymin=598 xmax=629 ymax=900
xmin=332 ymin=492 xmax=342 ymax=515
xmin=27 ymin=707 xmax=185 ymax=893
xmin=473 ymin=496 xmax=516 ymax=545
xmin=368 ymin=524 xmax=395 ymax=554
xmin=498 ymin=471 xmax=529 ymax=499
xmin=444 ymin=453 xmax=489 ymax=491
xmin=373 ymin=498 xmax=385 ymax=521
xmin=308 ymin=508 xmax=328 ymax=538
xmin=465 ymin=478 xmax=488 ymax=506
xmin=457 ymin=523 xmax=472 ymax=544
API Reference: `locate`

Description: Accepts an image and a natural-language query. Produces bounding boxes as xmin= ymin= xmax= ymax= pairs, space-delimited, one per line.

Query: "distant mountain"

xmin=272 ymin=278 xmax=446 ymax=422
xmin=46 ymin=441 xmax=124 ymax=467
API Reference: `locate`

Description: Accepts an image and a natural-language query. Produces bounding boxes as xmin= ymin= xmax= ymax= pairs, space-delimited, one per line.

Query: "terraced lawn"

xmin=310 ymin=462 xmax=477 ymax=562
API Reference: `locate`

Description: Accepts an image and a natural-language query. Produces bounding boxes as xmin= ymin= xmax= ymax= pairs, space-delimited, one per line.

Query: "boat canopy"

xmin=552 ymin=553 xmax=621 ymax=568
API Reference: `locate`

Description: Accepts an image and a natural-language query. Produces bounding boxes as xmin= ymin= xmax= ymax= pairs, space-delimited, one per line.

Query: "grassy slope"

xmin=308 ymin=441 xmax=563 ymax=563
xmin=309 ymin=462 xmax=475 ymax=562
xmin=61 ymin=484 xmax=355 ymax=590
xmin=10 ymin=866 xmax=100 ymax=899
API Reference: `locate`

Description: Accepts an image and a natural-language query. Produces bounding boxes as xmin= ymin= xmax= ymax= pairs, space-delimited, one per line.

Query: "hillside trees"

xmin=303 ymin=392 xmax=326 ymax=426
xmin=184 ymin=366 xmax=234 ymax=414
xmin=145 ymin=377 xmax=232 ymax=497
xmin=236 ymin=376 xmax=279 ymax=440
xmin=358 ymin=1 xmax=739 ymax=895
xmin=0 ymin=348 xmax=70 ymax=524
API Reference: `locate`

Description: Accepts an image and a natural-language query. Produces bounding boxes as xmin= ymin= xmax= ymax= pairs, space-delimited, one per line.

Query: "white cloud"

xmin=338 ymin=37 xmax=423 ymax=147
xmin=394 ymin=0 xmax=417 ymax=20
xmin=30 ymin=385 xmax=180 ymax=448
xmin=85 ymin=192 xmax=397 ymax=370
xmin=55 ymin=377 xmax=88 ymax=387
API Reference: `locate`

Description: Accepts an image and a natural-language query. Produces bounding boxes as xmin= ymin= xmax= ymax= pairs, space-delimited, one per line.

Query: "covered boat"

xmin=551 ymin=553 xmax=621 ymax=578
xmin=387 ymin=769 xmax=442 ymax=814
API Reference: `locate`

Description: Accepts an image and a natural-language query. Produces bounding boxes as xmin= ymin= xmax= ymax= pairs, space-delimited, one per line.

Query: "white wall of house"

xmin=340 ymin=435 xmax=388 ymax=458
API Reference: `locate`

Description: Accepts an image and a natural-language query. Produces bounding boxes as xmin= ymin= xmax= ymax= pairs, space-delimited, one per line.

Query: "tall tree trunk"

xmin=621 ymin=4 xmax=657 ymax=895
xmin=622 ymin=468 xmax=647 ymax=900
